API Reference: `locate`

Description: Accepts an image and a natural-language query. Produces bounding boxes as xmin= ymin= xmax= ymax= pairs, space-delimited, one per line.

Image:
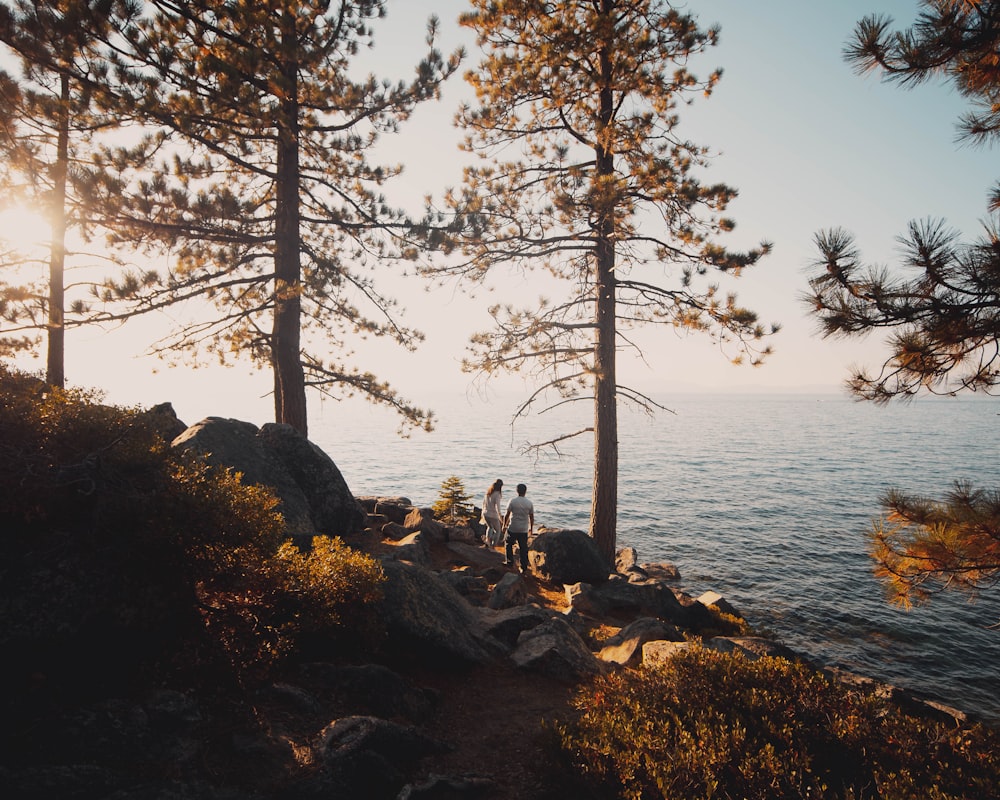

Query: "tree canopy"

xmin=12 ymin=0 xmax=461 ymax=435
xmin=107 ymin=0 xmax=463 ymax=435
xmin=806 ymin=0 xmax=1000 ymax=608
xmin=0 ymin=0 xmax=125 ymax=386
xmin=432 ymin=0 xmax=775 ymax=561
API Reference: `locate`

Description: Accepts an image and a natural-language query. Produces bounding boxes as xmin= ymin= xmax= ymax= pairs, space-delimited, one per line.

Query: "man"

xmin=502 ymin=483 xmax=534 ymax=573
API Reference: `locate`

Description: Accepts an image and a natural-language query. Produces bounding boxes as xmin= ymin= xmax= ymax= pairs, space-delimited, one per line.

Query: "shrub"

xmin=271 ymin=536 xmax=386 ymax=651
xmin=0 ymin=365 xmax=291 ymax=689
xmin=557 ymin=646 xmax=1000 ymax=800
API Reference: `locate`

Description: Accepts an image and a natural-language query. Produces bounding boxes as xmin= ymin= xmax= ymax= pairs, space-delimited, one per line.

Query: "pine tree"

xmin=430 ymin=0 xmax=774 ymax=562
xmin=432 ymin=475 xmax=473 ymax=524
xmin=805 ymin=1 xmax=1000 ymax=606
xmin=0 ymin=0 xmax=128 ymax=386
xmin=93 ymin=0 xmax=461 ymax=436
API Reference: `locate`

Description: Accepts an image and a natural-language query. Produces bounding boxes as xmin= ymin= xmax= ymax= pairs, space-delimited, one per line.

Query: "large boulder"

xmin=171 ymin=417 xmax=363 ymax=538
xmin=376 ymin=559 xmax=502 ymax=667
xmin=257 ymin=422 xmax=364 ymax=535
xmin=511 ymin=616 xmax=607 ymax=683
xmin=142 ymin=401 xmax=188 ymax=442
xmin=529 ymin=529 xmax=610 ymax=585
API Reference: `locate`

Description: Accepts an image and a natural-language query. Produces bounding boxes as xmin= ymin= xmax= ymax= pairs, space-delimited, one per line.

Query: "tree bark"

xmin=271 ymin=15 xmax=307 ymax=435
xmin=46 ymin=71 xmax=69 ymax=389
xmin=589 ymin=12 xmax=619 ymax=565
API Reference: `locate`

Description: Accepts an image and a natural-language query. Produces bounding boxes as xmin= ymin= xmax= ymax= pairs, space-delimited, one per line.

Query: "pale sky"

xmin=6 ymin=0 xmax=995 ymax=427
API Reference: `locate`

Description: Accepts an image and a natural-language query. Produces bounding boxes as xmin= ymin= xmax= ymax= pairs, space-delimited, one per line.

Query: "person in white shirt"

xmin=502 ymin=483 xmax=534 ymax=572
xmin=481 ymin=478 xmax=504 ymax=547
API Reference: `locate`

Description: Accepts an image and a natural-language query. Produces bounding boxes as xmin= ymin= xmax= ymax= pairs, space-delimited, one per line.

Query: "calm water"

xmin=313 ymin=392 xmax=1000 ymax=724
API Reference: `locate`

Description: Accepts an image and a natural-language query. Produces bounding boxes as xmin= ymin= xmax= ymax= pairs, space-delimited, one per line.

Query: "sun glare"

xmin=0 ymin=205 xmax=52 ymax=254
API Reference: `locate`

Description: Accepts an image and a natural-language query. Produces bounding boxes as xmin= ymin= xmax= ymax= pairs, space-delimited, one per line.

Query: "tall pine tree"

xmin=96 ymin=0 xmax=460 ymax=435
xmin=0 ymin=0 xmax=127 ymax=387
xmin=432 ymin=0 xmax=774 ymax=562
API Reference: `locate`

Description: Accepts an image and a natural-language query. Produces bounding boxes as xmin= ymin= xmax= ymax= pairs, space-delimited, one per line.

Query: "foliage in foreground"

xmin=0 ymin=364 xmax=384 ymax=694
xmin=871 ymin=481 xmax=1000 ymax=608
xmin=557 ymin=647 xmax=1000 ymax=800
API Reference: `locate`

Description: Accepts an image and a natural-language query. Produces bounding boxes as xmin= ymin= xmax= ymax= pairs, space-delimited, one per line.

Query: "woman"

xmin=481 ymin=478 xmax=504 ymax=547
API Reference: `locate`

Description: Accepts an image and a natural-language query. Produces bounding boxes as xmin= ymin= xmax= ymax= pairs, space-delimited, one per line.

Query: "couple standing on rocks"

xmin=481 ymin=479 xmax=534 ymax=573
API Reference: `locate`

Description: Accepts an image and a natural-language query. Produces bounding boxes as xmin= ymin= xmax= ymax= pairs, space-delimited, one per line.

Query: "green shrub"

xmin=557 ymin=646 xmax=1000 ymax=800
xmin=273 ymin=535 xmax=385 ymax=619
xmin=271 ymin=536 xmax=386 ymax=652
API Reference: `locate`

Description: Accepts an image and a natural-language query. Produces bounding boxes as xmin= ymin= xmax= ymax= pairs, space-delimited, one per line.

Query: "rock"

xmin=170 ymin=416 xmax=363 ymax=538
xmin=445 ymin=541 xmax=504 ymax=570
xmin=598 ymin=617 xmax=684 ymax=666
xmin=478 ymin=603 xmax=557 ymax=651
xmin=438 ymin=568 xmax=491 ymax=606
xmin=641 ymin=640 xmax=694 ymax=667
xmin=257 ymin=422 xmax=365 ymax=535
xmin=615 ymin=546 xmax=639 ymax=573
xmin=444 ymin=523 xmax=479 ymax=544
xmin=381 ymin=521 xmax=411 ymax=540
xmin=511 ymin=616 xmax=607 ymax=683
xmin=697 ymin=590 xmax=742 ymax=619
xmin=824 ymin=667 xmax=971 ymax=727
xmin=669 ymin=588 xmax=719 ymax=631
xmin=404 ymin=507 xmax=447 ymax=543
xmin=565 ymin=575 xmax=685 ymax=623
xmin=307 ymin=716 xmax=449 ymax=799
xmin=487 ymin=572 xmax=529 ymax=610
xmin=529 ymin=529 xmax=609 ymax=585
xmin=376 ymin=559 xmax=502 ymax=667
xmin=142 ymin=401 xmax=188 ymax=441
xmin=173 ymin=416 xmax=314 ymax=531
xmin=376 ymin=497 xmax=413 ymax=524
xmin=638 ymin=562 xmax=681 ymax=582
xmin=704 ymin=636 xmax=798 ymax=662
xmin=385 ymin=532 xmax=432 ymax=567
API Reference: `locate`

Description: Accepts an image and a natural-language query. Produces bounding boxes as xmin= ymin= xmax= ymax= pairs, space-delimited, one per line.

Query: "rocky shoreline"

xmin=3 ymin=411 xmax=986 ymax=800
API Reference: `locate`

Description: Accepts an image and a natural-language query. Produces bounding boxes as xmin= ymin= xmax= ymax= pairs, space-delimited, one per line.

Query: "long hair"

xmin=487 ymin=478 xmax=503 ymax=496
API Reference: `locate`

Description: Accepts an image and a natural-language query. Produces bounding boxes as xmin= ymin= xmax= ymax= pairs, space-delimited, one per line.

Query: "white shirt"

xmin=505 ymin=495 xmax=534 ymax=533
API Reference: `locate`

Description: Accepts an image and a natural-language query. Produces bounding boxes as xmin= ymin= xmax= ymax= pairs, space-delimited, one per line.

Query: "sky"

xmin=5 ymin=0 xmax=996 ymax=428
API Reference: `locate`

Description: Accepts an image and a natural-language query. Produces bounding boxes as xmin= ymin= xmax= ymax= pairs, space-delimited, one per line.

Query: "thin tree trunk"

xmin=590 ymin=11 xmax=619 ymax=565
xmin=46 ymin=71 xmax=69 ymax=389
xmin=591 ymin=251 xmax=618 ymax=565
xmin=272 ymin=17 xmax=307 ymax=435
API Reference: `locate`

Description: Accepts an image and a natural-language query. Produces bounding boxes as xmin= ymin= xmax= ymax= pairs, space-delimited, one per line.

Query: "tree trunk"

xmin=271 ymin=22 xmax=307 ymax=435
xmin=46 ymin=71 xmax=69 ymax=389
xmin=591 ymin=253 xmax=618 ymax=565
xmin=589 ymin=15 xmax=618 ymax=566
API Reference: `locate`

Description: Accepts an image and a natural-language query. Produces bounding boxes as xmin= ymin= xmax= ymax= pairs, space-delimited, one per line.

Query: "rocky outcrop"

xmin=171 ymin=416 xmax=364 ymax=538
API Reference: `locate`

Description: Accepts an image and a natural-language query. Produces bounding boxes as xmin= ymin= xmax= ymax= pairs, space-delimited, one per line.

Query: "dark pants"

xmin=505 ymin=529 xmax=528 ymax=570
